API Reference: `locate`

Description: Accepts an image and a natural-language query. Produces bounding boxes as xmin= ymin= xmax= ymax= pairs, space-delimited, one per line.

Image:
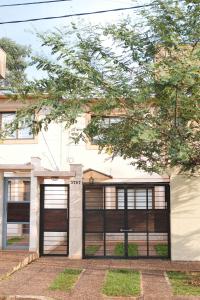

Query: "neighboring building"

xmin=0 ymin=48 xmax=6 ymax=79
xmin=0 ymin=95 xmax=199 ymax=261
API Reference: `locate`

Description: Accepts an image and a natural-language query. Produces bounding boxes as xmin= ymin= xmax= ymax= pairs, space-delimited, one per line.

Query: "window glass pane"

xmin=18 ymin=127 xmax=33 ymax=139
xmin=154 ymin=186 xmax=165 ymax=209
xmin=91 ymin=134 xmax=103 ymax=145
xmin=101 ymin=117 xmax=122 ymax=127
xmin=127 ymin=189 xmax=135 ymax=209
xmin=1 ymin=112 xmax=33 ymax=139
xmin=8 ymin=179 xmax=30 ymax=202
xmin=135 ymin=189 xmax=147 ymax=209
xmin=18 ymin=116 xmax=33 ymax=139
xmin=91 ymin=116 xmax=122 ymax=144
xmin=117 ymin=189 xmax=124 ymax=209
xmin=105 ymin=187 xmax=116 ymax=209
xmin=109 ymin=117 xmax=122 ymax=124
xmin=1 ymin=113 xmax=16 ymax=139
xmin=102 ymin=118 xmax=110 ymax=127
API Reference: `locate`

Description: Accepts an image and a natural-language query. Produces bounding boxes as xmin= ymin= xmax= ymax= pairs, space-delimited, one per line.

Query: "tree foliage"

xmin=2 ymin=0 xmax=200 ymax=174
xmin=0 ymin=37 xmax=31 ymax=89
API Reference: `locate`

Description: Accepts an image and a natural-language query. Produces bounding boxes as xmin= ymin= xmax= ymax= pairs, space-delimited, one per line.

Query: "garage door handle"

xmin=120 ymin=229 xmax=133 ymax=232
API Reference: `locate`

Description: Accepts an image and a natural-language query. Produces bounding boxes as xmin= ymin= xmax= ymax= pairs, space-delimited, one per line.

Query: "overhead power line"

xmin=0 ymin=3 xmax=153 ymax=25
xmin=0 ymin=0 xmax=71 ymax=8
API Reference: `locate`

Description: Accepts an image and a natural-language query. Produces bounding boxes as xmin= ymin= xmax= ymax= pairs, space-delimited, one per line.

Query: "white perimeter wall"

xmin=171 ymin=174 xmax=200 ymax=261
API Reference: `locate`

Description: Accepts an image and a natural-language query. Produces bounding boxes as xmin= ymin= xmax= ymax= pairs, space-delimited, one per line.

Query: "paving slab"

xmin=142 ymin=270 xmax=172 ymax=300
xmin=0 ymin=251 xmax=37 ymax=280
xmin=69 ymin=269 xmax=105 ymax=300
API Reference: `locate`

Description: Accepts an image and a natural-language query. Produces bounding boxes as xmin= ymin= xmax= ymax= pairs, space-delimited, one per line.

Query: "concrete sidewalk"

xmin=0 ymin=251 xmax=38 ymax=280
xmin=1 ymin=257 xmax=200 ymax=299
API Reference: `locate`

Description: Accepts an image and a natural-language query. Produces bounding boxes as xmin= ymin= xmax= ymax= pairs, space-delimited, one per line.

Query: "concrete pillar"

xmin=31 ymin=157 xmax=43 ymax=170
xmin=0 ymin=172 xmax=4 ymax=249
xmin=68 ymin=164 xmax=83 ymax=259
xmin=171 ymin=174 xmax=200 ymax=261
xmin=29 ymin=157 xmax=42 ymax=252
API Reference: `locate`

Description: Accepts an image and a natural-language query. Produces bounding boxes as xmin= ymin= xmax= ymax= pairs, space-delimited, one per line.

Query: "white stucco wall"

xmin=0 ymin=113 xmax=168 ymax=182
xmin=62 ymin=114 xmax=168 ymax=182
xmin=0 ymin=123 xmax=65 ymax=171
xmin=171 ymin=174 xmax=200 ymax=261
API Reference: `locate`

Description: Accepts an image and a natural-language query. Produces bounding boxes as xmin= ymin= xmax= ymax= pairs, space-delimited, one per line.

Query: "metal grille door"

xmin=40 ymin=184 xmax=69 ymax=256
xmin=4 ymin=178 xmax=30 ymax=250
xmin=83 ymin=184 xmax=170 ymax=259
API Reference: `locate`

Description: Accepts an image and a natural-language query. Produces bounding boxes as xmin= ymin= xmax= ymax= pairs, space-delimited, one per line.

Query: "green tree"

xmin=0 ymin=37 xmax=30 ymax=89
xmin=3 ymin=0 xmax=200 ymax=174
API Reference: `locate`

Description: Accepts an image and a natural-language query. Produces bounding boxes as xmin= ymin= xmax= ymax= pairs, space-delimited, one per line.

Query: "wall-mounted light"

xmin=89 ymin=176 xmax=94 ymax=184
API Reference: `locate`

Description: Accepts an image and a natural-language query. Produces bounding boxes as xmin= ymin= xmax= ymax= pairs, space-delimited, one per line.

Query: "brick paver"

xmin=70 ymin=269 xmax=105 ymax=300
xmin=142 ymin=270 xmax=172 ymax=300
xmin=0 ymin=251 xmax=35 ymax=279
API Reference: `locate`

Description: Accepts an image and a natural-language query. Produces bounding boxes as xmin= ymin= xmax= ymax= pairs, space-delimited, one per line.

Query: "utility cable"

xmin=0 ymin=0 xmax=71 ymax=8
xmin=0 ymin=3 xmax=153 ymax=25
xmin=41 ymin=131 xmax=59 ymax=170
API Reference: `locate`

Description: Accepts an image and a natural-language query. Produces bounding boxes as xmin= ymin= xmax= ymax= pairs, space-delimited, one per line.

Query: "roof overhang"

xmin=33 ymin=171 xmax=75 ymax=179
xmin=0 ymin=164 xmax=32 ymax=171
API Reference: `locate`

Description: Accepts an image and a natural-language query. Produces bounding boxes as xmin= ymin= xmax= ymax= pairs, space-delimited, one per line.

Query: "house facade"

xmin=0 ymin=95 xmax=199 ymax=261
xmin=0 ymin=48 xmax=6 ymax=79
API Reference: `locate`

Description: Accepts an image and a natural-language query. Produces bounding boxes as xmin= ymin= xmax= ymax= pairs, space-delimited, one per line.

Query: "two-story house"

xmin=0 ymin=94 xmax=199 ymax=261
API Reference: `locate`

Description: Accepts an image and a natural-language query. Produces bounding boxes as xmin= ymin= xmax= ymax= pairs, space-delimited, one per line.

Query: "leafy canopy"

xmin=2 ymin=0 xmax=200 ymax=174
xmin=0 ymin=37 xmax=31 ymax=89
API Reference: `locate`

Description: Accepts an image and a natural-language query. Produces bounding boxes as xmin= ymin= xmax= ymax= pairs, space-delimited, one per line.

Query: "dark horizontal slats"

xmin=40 ymin=184 xmax=69 ymax=256
xmin=85 ymin=188 xmax=103 ymax=209
xmin=84 ymin=184 xmax=170 ymax=259
xmin=43 ymin=209 xmax=68 ymax=231
xmin=105 ymin=210 xmax=124 ymax=232
xmin=85 ymin=211 xmax=104 ymax=232
xmin=151 ymin=210 xmax=169 ymax=232
xmin=128 ymin=210 xmax=146 ymax=232
xmin=7 ymin=202 xmax=30 ymax=222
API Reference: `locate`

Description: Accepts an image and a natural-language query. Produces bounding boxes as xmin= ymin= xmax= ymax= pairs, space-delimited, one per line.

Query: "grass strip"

xmin=167 ymin=271 xmax=200 ymax=296
xmin=7 ymin=237 xmax=23 ymax=245
xmin=102 ymin=269 xmax=140 ymax=297
xmin=155 ymin=244 xmax=168 ymax=256
xmin=49 ymin=269 xmax=82 ymax=292
xmin=85 ymin=245 xmax=100 ymax=255
xmin=114 ymin=242 xmax=138 ymax=256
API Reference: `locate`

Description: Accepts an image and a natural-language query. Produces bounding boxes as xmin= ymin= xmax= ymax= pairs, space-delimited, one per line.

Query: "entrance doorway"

xmin=39 ymin=184 xmax=69 ymax=256
xmin=4 ymin=178 xmax=30 ymax=250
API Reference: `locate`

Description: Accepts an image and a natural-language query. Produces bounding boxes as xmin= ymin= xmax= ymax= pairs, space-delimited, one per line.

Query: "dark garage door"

xmin=83 ymin=183 xmax=170 ymax=259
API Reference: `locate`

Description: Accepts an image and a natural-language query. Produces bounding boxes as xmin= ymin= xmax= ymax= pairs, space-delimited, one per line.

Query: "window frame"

xmin=90 ymin=115 xmax=123 ymax=145
xmin=0 ymin=111 xmax=34 ymax=140
xmin=116 ymin=187 xmax=155 ymax=210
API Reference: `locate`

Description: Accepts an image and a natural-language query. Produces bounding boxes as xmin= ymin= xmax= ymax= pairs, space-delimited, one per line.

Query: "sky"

xmin=0 ymin=0 xmax=148 ymax=79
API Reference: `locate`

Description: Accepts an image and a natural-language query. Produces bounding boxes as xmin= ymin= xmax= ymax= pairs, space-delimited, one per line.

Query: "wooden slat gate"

xmin=40 ymin=184 xmax=69 ymax=256
xmin=83 ymin=183 xmax=170 ymax=259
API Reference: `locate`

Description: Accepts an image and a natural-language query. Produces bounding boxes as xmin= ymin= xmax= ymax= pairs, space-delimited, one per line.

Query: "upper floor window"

xmin=100 ymin=116 xmax=123 ymax=127
xmin=91 ymin=116 xmax=123 ymax=144
xmin=0 ymin=112 xmax=33 ymax=140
